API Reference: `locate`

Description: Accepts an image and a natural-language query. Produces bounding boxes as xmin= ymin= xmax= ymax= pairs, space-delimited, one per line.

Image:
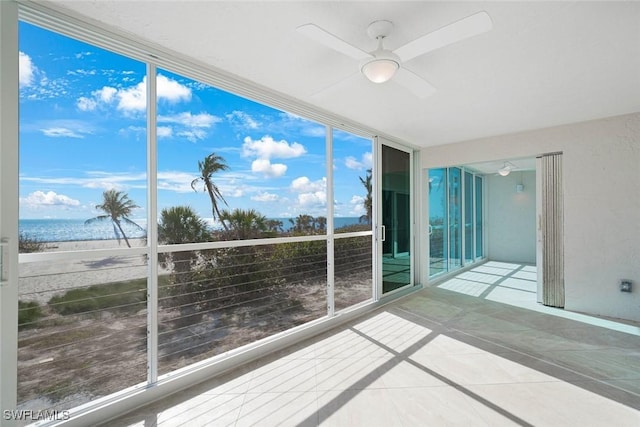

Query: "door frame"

xmin=374 ymin=137 xmax=414 ymax=299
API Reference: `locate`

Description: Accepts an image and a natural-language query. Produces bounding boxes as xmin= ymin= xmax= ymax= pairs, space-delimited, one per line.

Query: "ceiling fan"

xmin=296 ymin=11 xmax=492 ymax=98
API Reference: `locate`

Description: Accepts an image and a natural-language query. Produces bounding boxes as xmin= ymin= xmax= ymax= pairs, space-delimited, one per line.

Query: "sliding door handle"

xmin=380 ymin=225 xmax=386 ymax=242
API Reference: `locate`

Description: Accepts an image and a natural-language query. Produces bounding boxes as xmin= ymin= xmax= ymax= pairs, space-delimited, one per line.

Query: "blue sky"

xmin=18 ymin=21 xmax=372 ymax=224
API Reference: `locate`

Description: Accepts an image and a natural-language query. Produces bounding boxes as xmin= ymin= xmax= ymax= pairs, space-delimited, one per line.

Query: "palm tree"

xmin=219 ymin=208 xmax=267 ymax=240
xmin=158 ymin=206 xmax=210 ymax=278
xmin=158 ymin=206 xmax=210 ymax=245
xmin=85 ymin=189 xmax=144 ymax=247
xmin=359 ymin=168 xmax=372 ymax=225
xmin=289 ymin=214 xmax=315 ymax=235
xmin=314 ymin=216 xmax=327 ymax=232
xmin=265 ymin=219 xmax=284 ymax=235
xmin=191 ymin=153 xmax=229 ymax=230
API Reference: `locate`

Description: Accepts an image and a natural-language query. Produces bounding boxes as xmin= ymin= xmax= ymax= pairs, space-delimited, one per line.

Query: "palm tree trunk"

xmin=115 ymin=220 xmax=131 ymax=248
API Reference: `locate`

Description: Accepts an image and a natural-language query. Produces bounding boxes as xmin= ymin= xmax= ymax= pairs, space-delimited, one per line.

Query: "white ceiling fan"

xmin=297 ymin=11 xmax=492 ymax=98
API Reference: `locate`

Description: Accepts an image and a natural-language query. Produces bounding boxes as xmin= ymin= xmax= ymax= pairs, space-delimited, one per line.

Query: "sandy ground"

xmin=19 ymin=239 xmax=154 ymax=303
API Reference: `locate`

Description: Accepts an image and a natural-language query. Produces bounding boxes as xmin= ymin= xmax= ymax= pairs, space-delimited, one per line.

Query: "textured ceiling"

xmin=45 ymin=1 xmax=640 ymax=148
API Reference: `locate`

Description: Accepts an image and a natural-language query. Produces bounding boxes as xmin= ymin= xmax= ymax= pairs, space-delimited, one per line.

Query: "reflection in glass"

xmin=475 ymin=176 xmax=484 ymax=258
xmin=381 ymin=145 xmax=411 ymax=293
xmin=448 ymin=167 xmax=462 ymax=270
xmin=464 ymin=171 xmax=474 ymax=263
xmin=428 ymin=169 xmax=448 ymax=277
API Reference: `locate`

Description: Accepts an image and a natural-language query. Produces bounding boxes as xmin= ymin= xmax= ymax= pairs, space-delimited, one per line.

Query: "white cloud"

xmin=345 ymin=156 xmax=362 ymax=170
xmin=157 ymin=171 xmax=196 ymax=193
xmin=242 ymin=136 xmax=306 ymax=160
xmin=75 ymin=51 xmax=93 ymax=59
xmin=75 ymin=74 xmax=191 ymax=113
xmin=158 ymin=112 xmax=222 ymax=142
xmin=363 ymin=152 xmax=373 ymax=167
xmin=116 ymin=81 xmax=146 ymax=111
xmin=19 ymin=52 xmax=36 ymax=87
xmin=157 ymin=126 xmax=173 ymax=138
xmin=157 ymin=74 xmax=192 ymax=102
xmin=96 ymin=86 xmax=117 ymax=103
xmin=251 ymin=192 xmax=279 ymax=202
xmin=298 ymin=191 xmax=326 ymax=207
xmin=41 ymin=127 xmax=85 ymax=138
xmin=76 ymin=96 xmax=97 ymax=111
xmin=349 ymin=195 xmax=366 ymax=215
xmin=159 ymin=112 xmax=221 ymax=128
xmin=277 ymin=112 xmax=325 ymax=137
xmin=37 ymin=120 xmax=94 ymax=139
xmin=290 ymin=176 xmax=327 ymax=208
xmin=345 ymin=152 xmax=373 ymax=170
xmin=226 ymin=110 xmax=260 ymax=129
xmin=177 ymin=129 xmax=207 ymax=142
xmin=251 ymin=159 xmax=287 ymax=178
xmin=290 ymin=176 xmax=326 ymax=193
xmin=21 ymin=171 xmax=146 ymax=192
xmin=20 ymin=191 xmax=80 ymax=208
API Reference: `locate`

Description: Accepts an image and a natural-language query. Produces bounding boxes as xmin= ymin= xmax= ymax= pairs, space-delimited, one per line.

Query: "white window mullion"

xmin=146 ymin=64 xmax=159 ymax=384
xmin=0 ymin=0 xmax=20 ymax=417
xmin=325 ymin=126 xmax=335 ymax=317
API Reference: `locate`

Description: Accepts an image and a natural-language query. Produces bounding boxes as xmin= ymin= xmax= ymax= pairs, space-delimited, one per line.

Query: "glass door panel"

xmin=428 ymin=169 xmax=448 ymax=277
xmin=381 ymin=144 xmax=411 ymax=294
xmin=475 ymin=176 xmax=484 ymax=259
xmin=448 ymin=168 xmax=462 ymax=270
xmin=464 ymin=171 xmax=474 ymax=264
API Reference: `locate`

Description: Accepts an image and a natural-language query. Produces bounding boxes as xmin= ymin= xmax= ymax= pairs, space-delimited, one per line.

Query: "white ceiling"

xmin=45 ymin=1 xmax=640 ymax=148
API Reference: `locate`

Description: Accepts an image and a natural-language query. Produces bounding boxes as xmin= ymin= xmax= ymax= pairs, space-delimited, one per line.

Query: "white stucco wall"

xmin=487 ymin=171 xmax=536 ymax=264
xmin=421 ymin=113 xmax=640 ymax=322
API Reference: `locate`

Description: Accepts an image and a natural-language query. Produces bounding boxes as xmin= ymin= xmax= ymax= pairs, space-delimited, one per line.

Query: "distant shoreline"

xmin=19 ymin=217 xmax=363 ymax=243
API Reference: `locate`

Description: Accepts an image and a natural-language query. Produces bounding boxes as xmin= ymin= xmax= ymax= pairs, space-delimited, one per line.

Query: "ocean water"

xmin=19 ymin=217 xmax=364 ymax=242
xmin=19 ymin=218 xmax=148 ymax=243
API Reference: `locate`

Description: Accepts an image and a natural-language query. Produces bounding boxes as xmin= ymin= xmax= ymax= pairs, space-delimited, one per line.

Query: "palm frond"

xmin=84 ymin=215 xmax=109 ymax=225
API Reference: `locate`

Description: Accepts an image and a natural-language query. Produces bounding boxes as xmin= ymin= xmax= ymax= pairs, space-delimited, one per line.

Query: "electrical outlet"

xmin=620 ymin=280 xmax=632 ymax=292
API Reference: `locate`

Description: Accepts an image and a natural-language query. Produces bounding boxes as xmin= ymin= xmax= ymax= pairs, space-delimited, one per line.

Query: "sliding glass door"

xmin=428 ymin=167 xmax=484 ymax=278
xmin=379 ymin=142 xmax=412 ymax=294
xmin=448 ymin=167 xmax=462 ymax=270
xmin=428 ymin=169 xmax=447 ymax=276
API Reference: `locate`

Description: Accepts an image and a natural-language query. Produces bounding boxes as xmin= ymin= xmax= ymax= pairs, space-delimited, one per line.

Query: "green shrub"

xmin=18 ymin=300 xmax=44 ymax=328
xmin=18 ymin=233 xmax=51 ymax=253
xmin=49 ymin=278 xmax=147 ymax=316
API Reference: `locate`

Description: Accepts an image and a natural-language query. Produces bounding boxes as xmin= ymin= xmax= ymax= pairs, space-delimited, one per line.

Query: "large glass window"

xmin=14 ymin=18 xmax=378 ymax=418
xmin=332 ymin=129 xmax=373 ymax=310
xmin=156 ymin=68 xmax=327 ymax=241
xmin=18 ymin=21 xmax=148 ymax=413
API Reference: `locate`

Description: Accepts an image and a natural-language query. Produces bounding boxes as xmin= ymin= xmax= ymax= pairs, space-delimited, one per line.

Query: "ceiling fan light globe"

xmin=361 ymin=59 xmax=399 ymax=83
xmin=498 ymin=168 xmax=511 ymax=176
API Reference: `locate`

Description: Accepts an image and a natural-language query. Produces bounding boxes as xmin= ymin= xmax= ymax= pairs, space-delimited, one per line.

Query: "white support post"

xmin=0 ymin=0 xmax=20 ymax=423
xmin=325 ymin=126 xmax=335 ymax=317
xmin=146 ymin=64 xmax=159 ymax=384
xmin=372 ymin=137 xmax=381 ymax=302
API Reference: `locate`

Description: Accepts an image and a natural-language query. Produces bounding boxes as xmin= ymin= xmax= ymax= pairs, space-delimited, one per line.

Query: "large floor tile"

xmin=236 ymin=391 xmax=318 ymax=427
xmin=467 ymin=381 xmax=640 ymax=427
xmin=316 ymin=388 xmax=404 ymax=427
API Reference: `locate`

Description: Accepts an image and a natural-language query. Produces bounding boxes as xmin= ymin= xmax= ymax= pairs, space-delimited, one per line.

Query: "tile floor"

xmin=106 ymin=263 xmax=640 ymax=426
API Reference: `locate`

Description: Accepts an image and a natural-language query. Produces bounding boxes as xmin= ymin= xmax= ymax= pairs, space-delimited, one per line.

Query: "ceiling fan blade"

xmin=296 ymin=23 xmax=372 ymax=61
xmin=394 ymin=11 xmax=493 ymax=62
xmin=394 ymin=68 xmax=436 ymax=99
xmin=310 ymin=72 xmax=362 ymax=98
